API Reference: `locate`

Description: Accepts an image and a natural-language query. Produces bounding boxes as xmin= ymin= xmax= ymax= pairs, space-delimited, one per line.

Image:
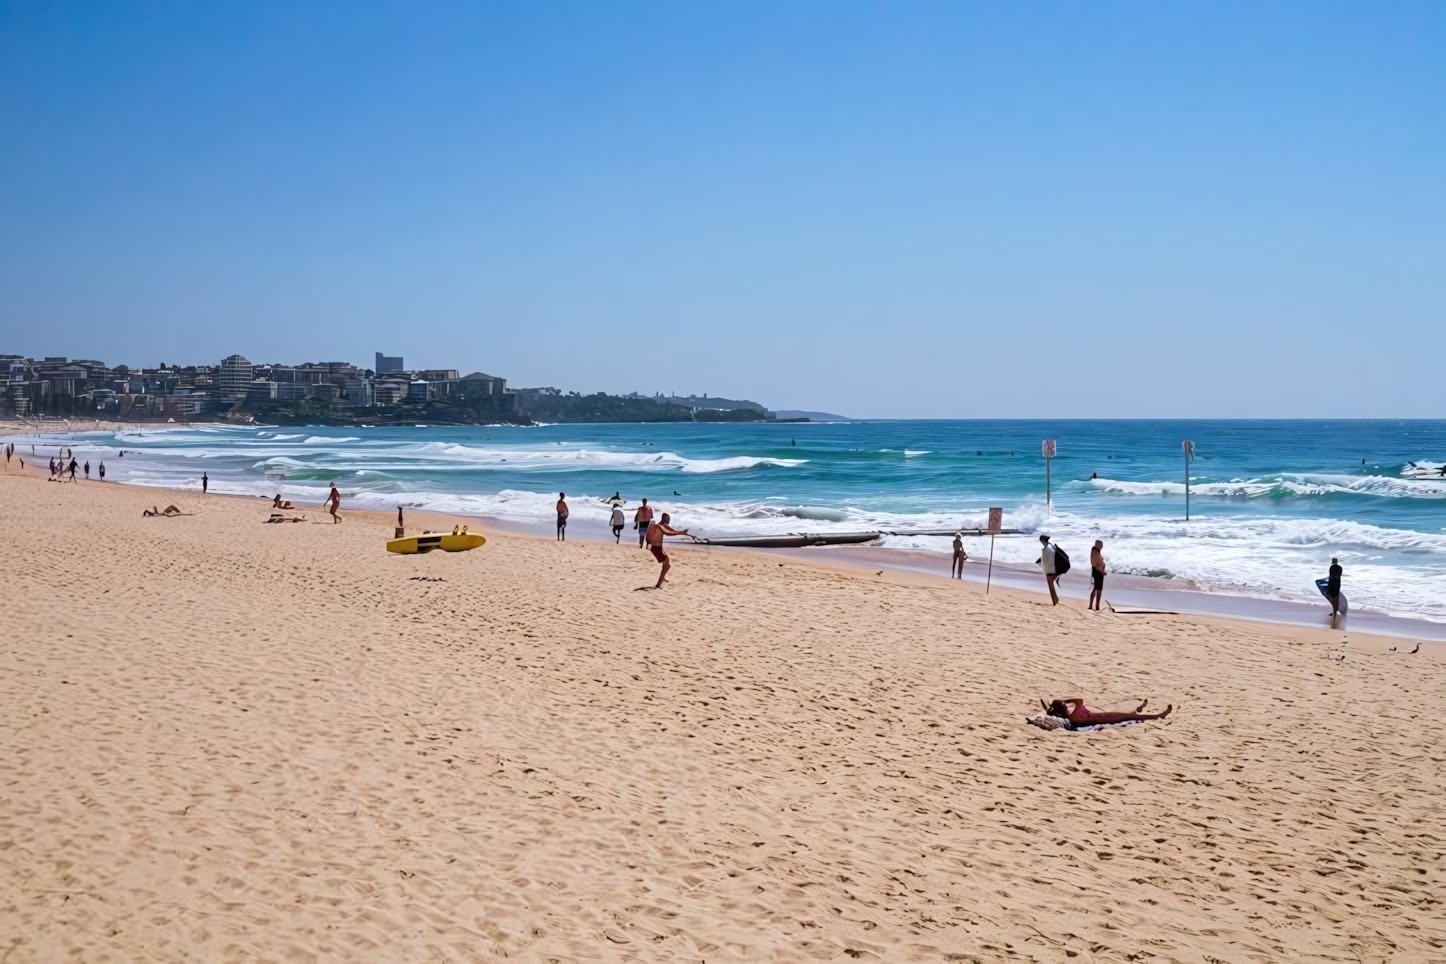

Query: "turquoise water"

xmin=11 ymin=419 xmax=1446 ymax=620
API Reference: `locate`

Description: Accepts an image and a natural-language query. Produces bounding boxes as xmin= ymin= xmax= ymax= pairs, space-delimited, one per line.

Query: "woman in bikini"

xmin=1043 ymin=698 xmax=1172 ymax=727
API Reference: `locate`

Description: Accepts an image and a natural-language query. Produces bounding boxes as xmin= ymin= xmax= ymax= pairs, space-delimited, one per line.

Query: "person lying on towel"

xmin=1043 ymin=698 xmax=1172 ymax=727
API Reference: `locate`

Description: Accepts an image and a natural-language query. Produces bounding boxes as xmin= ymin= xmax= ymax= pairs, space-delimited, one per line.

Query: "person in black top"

xmin=1327 ymin=557 xmax=1343 ymax=618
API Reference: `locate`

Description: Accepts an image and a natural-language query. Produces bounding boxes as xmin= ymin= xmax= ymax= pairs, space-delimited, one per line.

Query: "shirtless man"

xmin=1088 ymin=539 xmax=1106 ymax=611
xmin=634 ymin=498 xmax=654 ymax=547
xmin=324 ymin=484 xmax=342 ymax=523
xmin=644 ymin=512 xmax=690 ymax=588
xmin=556 ymin=492 xmax=569 ymax=540
xmin=951 ymin=533 xmax=967 ymax=578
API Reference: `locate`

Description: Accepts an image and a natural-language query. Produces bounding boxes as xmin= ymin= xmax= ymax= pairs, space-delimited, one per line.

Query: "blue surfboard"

xmin=1315 ymin=578 xmax=1348 ymax=617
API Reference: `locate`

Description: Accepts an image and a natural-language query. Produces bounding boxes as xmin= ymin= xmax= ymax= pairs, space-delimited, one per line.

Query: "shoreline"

xmin=16 ymin=459 xmax=1441 ymax=647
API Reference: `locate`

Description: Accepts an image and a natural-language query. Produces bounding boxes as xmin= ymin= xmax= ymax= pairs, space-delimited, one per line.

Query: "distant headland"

xmin=0 ymin=351 xmax=846 ymax=425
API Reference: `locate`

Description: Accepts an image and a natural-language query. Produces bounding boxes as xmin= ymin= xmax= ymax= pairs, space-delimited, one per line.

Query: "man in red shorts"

xmin=643 ymin=512 xmax=690 ymax=588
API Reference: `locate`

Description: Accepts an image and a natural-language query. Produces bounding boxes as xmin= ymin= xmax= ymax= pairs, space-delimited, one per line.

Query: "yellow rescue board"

xmin=386 ymin=530 xmax=486 ymax=554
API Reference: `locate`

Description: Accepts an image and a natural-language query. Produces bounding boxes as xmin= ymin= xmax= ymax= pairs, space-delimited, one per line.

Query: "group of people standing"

xmin=554 ymin=492 xmax=689 ymax=588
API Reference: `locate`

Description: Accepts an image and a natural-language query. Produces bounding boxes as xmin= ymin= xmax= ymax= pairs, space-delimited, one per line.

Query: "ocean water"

xmin=10 ymin=419 xmax=1446 ymax=622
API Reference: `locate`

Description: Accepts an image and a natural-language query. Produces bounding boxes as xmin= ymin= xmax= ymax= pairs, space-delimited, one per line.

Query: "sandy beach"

xmin=2 ymin=471 xmax=1443 ymax=962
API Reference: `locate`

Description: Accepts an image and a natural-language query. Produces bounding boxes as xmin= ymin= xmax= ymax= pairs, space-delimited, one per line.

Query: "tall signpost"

xmin=986 ymin=507 xmax=1003 ymax=594
xmin=1183 ymin=440 xmax=1195 ymax=521
xmin=1042 ymin=440 xmax=1056 ymax=510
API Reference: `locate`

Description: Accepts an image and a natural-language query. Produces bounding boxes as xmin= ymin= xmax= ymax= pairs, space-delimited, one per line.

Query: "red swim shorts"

xmin=650 ymin=545 xmax=668 ymax=563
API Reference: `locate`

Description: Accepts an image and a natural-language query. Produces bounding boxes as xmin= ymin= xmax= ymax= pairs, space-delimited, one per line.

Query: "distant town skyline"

xmin=2 ymin=2 xmax=1443 ymax=418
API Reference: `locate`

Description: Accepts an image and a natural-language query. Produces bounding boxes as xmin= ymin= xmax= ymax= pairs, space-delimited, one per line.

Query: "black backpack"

xmin=1053 ymin=545 xmax=1071 ymax=576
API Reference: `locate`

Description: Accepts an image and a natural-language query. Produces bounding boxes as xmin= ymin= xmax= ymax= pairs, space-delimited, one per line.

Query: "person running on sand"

xmin=1043 ymin=698 xmax=1172 ymax=726
xmin=324 ymin=484 xmax=342 ymax=523
xmin=1038 ymin=534 xmax=1059 ymax=605
xmin=635 ymin=498 xmax=654 ymax=547
xmin=610 ymin=504 xmax=625 ymax=543
xmin=68 ymin=458 xmax=78 ymax=482
xmin=1088 ymin=539 xmax=1106 ymax=611
xmin=644 ymin=512 xmax=690 ymax=588
xmin=951 ymin=533 xmax=967 ymax=578
xmin=556 ymin=492 xmax=569 ymax=540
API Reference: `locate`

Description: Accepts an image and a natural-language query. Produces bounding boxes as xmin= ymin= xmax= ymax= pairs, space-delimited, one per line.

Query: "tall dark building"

xmin=375 ymin=352 xmax=404 ymax=373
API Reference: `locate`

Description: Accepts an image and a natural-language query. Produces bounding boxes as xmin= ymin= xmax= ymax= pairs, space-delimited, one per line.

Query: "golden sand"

xmin=1 ymin=471 xmax=1442 ymax=961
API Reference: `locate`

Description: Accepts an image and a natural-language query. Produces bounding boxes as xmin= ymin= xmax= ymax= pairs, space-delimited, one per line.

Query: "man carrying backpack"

xmin=1038 ymin=533 xmax=1066 ymax=606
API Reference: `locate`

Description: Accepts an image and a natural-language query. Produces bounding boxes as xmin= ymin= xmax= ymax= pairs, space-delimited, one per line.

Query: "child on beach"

xmin=610 ymin=504 xmax=625 ymax=543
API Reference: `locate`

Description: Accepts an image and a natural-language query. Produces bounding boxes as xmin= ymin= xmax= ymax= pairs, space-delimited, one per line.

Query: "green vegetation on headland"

xmin=227 ymin=389 xmax=779 ymax=426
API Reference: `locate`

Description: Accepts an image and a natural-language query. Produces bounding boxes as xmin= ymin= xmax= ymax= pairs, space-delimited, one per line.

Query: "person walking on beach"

xmin=1327 ymin=557 xmax=1343 ymax=618
xmin=610 ymin=503 xmax=626 ymax=543
xmin=98 ymin=460 xmax=105 ymax=481
xmin=1088 ymin=539 xmax=1106 ymax=611
xmin=644 ymin=512 xmax=691 ymax=588
xmin=635 ymin=498 xmax=654 ymax=547
xmin=202 ymin=472 xmax=208 ymax=494
xmin=1038 ymin=534 xmax=1060 ymax=605
xmin=951 ymin=533 xmax=967 ymax=578
xmin=68 ymin=458 xmax=78 ymax=482
xmin=324 ymin=484 xmax=342 ymax=523
xmin=556 ymin=492 xmax=569 ymax=540
xmin=84 ymin=460 xmax=90 ymax=480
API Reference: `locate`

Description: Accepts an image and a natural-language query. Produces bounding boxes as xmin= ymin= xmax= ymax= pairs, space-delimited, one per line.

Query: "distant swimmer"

xmin=635 ymin=498 xmax=654 ymax=547
xmin=951 ymin=533 xmax=966 ymax=579
xmin=324 ymin=484 xmax=342 ymax=523
xmin=556 ymin=492 xmax=569 ymax=540
xmin=644 ymin=512 xmax=691 ymax=588
xmin=610 ymin=503 xmax=625 ymax=543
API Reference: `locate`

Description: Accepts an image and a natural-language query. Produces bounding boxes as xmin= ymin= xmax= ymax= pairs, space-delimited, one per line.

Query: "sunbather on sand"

xmin=272 ymin=494 xmax=295 ymax=509
xmin=144 ymin=505 xmax=183 ymax=517
xmin=1043 ymin=698 xmax=1172 ymax=726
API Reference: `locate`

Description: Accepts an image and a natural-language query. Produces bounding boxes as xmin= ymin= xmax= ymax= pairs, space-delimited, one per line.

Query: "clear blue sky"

xmin=2 ymin=2 xmax=1442 ymax=417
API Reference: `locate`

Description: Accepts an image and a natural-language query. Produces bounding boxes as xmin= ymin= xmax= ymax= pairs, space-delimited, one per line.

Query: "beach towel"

xmin=1026 ymin=714 xmax=1145 ymax=733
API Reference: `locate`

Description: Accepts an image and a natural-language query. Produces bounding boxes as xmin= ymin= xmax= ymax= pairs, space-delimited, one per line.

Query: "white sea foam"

xmin=1085 ymin=474 xmax=1446 ymax=500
